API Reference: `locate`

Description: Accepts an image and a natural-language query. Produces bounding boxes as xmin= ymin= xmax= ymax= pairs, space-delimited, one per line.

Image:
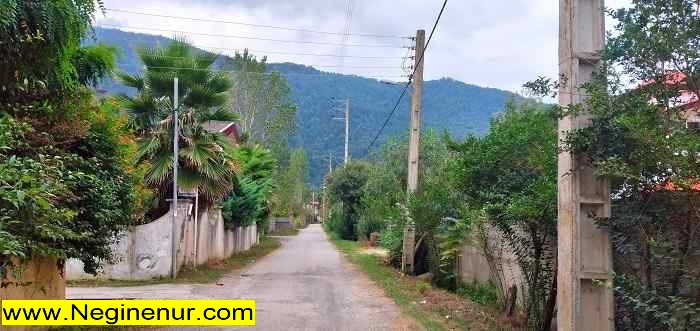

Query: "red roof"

xmin=202 ymin=120 xmax=241 ymax=144
xmin=657 ymin=181 xmax=700 ymax=192
xmin=641 ymin=71 xmax=699 ymax=111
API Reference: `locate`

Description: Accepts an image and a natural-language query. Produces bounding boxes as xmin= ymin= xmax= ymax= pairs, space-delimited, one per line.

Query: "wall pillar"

xmin=557 ymin=0 xmax=614 ymax=330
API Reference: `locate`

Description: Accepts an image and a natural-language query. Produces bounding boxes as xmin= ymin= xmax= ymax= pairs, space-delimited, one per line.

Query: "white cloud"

xmin=95 ymin=0 xmax=634 ymax=93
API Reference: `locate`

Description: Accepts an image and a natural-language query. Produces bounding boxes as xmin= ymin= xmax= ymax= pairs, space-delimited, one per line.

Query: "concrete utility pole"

xmin=171 ymin=77 xmax=179 ymax=279
xmin=328 ymin=152 xmax=333 ymax=173
xmin=333 ymin=99 xmax=350 ymax=165
xmin=401 ymin=29 xmax=425 ymax=275
xmin=406 ymin=30 xmax=425 ymax=193
xmin=557 ymin=1 xmax=614 ymax=330
xmin=344 ymin=99 xmax=350 ymax=164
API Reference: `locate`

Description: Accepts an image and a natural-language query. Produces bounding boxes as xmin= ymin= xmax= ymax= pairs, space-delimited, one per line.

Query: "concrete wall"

xmin=457 ymin=226 xmax=524 ymax=302
xmin=269 ymin=217 xmax=293 ymax=232
xmin=66 ymin=206 xmax=260 ymax=281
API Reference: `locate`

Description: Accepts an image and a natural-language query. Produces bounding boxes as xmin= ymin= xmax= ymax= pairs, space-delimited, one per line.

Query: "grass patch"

xmin=69 ymin=237 xmax=280 ymax=287
xmin=327 ymin=232 xmax=509 ymax=331
xmin=457 ymin=281 xmax=501 ymax=307
xmin=267 ymin=227 xmax=299 ymax=236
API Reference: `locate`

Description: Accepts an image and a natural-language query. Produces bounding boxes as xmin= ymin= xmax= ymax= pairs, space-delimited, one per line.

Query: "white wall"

xmin=67 ymin=206 xmax=260 ymax=281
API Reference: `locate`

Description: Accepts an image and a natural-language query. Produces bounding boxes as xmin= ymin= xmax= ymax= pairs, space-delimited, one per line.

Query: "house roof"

xmin=657 ymin=181 xmax=700 ymax=192
xmin=202 ymin=120 xmax=241 ymax=143
xmin=202 ymin=120 xmax=235 ymax=133
xmin=640 ymin=71 xmax=699 ymax=111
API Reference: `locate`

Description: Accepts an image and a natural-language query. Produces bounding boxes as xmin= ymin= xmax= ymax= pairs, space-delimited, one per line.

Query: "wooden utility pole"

xmin=401 ymin=29 xmax=425 ymax=275
xmin=558 ymin=1 xmax=614 ymax=330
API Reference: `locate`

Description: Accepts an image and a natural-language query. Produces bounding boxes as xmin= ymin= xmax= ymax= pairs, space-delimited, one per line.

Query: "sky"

xmin=94 ymin=0 xmax=632 ymax=94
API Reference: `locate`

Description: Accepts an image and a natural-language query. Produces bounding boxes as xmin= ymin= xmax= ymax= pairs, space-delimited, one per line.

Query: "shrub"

xmin=327 ymin=161 xmax=370 ymax=240
xmin=356 ymin=215 xmax=384 ymax=241
xmin=379 ymin=212 xmax=405 ymax=267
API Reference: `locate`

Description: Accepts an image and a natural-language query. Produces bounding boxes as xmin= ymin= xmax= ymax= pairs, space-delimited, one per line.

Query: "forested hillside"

xmin=91 ymin=28 xmax=521 ymax=185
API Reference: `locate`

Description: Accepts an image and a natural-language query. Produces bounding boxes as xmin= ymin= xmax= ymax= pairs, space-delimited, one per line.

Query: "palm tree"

xmin=119 ymin=39 xmax=238 ymax=205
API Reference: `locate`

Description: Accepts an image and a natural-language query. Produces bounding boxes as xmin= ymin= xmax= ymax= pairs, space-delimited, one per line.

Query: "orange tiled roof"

xmin=657 ymin=181 xmax=700 ymax=192
xmin=640 ymin=71 xmax=699 ymax=111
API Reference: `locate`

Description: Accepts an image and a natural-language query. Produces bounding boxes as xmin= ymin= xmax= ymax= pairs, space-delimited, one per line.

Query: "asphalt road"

xmin=68 ymin=224 xmax=416 ymax=331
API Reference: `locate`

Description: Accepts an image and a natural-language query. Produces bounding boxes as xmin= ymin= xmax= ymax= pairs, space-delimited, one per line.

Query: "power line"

xmin=104 ymin=8 xmax=407 ymax=39
xmin=97 ymin=24 xmax=405 ymax=48
xmin=364 ymin=0 xmax=448 ymax=155
xmin=94 ymin=33 xmax=404 ymax=59
xmin=117 ymin=64 xmax=407 ymax=79
xmin=201 ymin=47 xmax=403 ymax=59
xmin=117 ymin=54 xmax=400 ymax=69
xmin=336 ymin=0 xmax=355 ymax=71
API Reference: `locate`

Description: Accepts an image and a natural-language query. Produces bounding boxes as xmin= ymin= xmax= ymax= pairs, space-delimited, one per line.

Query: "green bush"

xmin=324 ymin=208 xmax=346 ymax=239
xmin=327 ymin=208 xmax=356 ymax=240
xmin=356 ymin=215 xmax=384 ymax=241
xmin=222 ymin=146 xmax=275 ymax=230
xmin=0 ymin=92 xmax=138 ymax=276
xmin=379 ymin=216 xmax=404 ymax=267
xmin=327 ymin=161 xmax=370 ymax=240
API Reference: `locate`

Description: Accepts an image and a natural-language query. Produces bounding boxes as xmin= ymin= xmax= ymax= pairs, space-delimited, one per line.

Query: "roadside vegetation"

xmin=1 ymin=0 xmax=312 ymax=287
xmin=328 ymin=233 xmax=511 ymax=331
xmin=325 ymin=1 xmax=700 ymax=330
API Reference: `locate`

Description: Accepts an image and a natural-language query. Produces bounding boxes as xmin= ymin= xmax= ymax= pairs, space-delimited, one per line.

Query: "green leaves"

xmin=272 ymin=148 xmax=308 ymax=217
xmin=121 ymin=40 xmax=240 ymax=206
xmin=327 ymin=161 xmax=370 ymax=240
xmin=222 ymin=145 xmax=276 ymax=229
xmin=557 ymin=2 xmax=700 ymax=328
xmin=606 ymin=0 xmax=700 ymax=90
xmin=450 ymin=102 xmax=558 ymax=329
xmin=0 ymin=1 xmax=140 ymax=278
xmin=224 ymin=50 xmax=297 ymax=154
xmin=0 ymin=0 xmax=102 ymax=99
xmin=71 ymin=44 xmax=118 ymax=87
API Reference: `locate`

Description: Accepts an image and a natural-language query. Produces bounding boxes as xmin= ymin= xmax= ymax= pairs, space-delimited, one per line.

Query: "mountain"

xmin=90 ymin=28 xmax=521 ymax=186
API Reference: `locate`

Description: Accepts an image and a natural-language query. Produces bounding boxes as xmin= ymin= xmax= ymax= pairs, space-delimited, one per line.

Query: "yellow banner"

xmin=1 ymin=300 xmax=255 ymax=326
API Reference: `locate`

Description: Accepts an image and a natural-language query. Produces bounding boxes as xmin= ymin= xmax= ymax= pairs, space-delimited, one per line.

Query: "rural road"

xmin=68 ymin=224 xmax=416 ymax=331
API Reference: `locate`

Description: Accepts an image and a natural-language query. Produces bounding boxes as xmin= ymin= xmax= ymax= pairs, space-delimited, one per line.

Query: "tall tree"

xmin=119 ymin=40 xmax=238 ymax=205
xmin=222 ymin=145 xmax=276 ymax=229
xmin=0 ymin=0 xmax=142 ymax=275
xmin=273 ymin=148 xmax=309 ymax=216
xmin=0 ymin=0 xmax=104 ymax=99
xmin=224 ymin=49 xmax=297 ymax=160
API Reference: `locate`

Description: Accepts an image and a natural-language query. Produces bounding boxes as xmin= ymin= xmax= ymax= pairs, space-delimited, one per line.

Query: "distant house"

xmin=642 ymin=72 xmax=700 ymax=191
xmin=666 ymin=72 xmax=699 ymax=130
xmin=643 ymin=71 xmax=699 ymax=131
xmin=202 ymin=120 xmax=241 ymax=144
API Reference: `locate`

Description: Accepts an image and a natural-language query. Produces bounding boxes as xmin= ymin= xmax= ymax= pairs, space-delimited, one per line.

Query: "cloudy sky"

xmin=95 ymin=0 xmax=632 ymax=93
